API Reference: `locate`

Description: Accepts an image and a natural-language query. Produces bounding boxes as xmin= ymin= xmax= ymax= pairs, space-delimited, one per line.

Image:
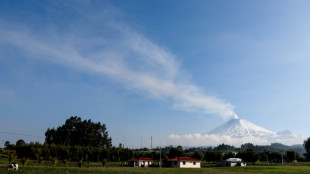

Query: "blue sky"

xmin=1 ymin=0 xmax=310 ymax=147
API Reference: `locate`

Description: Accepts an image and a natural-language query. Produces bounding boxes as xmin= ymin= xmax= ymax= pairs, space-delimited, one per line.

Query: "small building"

xmin=164 ymin=157 xmax=201 ymax=168
xmin=134 ymin=157 xmax=153 ymax=167
xmin=218 ymin=158 xmax=246 ymax=167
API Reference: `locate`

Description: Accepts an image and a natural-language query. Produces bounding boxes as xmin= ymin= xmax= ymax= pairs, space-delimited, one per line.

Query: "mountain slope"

xmin=207 ymin=116 xmax=276 ymax=138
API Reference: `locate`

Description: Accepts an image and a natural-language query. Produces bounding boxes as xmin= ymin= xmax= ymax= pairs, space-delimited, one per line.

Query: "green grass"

xmin=2 ymin=166 xmax=310 ymax=174
xmin=3 ymin=158 xmax=310 ymax=174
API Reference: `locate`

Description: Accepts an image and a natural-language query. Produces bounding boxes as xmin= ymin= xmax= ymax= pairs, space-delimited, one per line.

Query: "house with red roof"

xmin=134 ymin=157 xmax=153 ymax=167
xmin=163 ymin=157 xmax=201 ymax=168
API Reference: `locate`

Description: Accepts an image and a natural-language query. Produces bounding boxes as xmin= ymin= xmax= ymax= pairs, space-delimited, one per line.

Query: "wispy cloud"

xmin=0 ymin=1 xmax=234 ymax=118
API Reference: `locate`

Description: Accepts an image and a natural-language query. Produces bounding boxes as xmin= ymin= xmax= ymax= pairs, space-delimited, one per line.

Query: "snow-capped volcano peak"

xmin=233 ymin=114 xmax=239 ymax=119
xmin=207 ymin=117 xmax=276 ymax=138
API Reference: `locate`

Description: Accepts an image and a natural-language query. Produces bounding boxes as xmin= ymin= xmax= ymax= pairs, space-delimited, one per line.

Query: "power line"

xmin=0 ymin=130 xmax=44 ymax=138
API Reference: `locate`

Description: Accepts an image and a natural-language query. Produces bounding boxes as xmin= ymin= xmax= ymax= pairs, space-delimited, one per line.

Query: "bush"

xmin=102 ymin=159 xmax=108 ymax=167
xmin=21 ymin=158 xmax=28 ymax=166
xmin=78 ymin=159 xmax=83 ymax=168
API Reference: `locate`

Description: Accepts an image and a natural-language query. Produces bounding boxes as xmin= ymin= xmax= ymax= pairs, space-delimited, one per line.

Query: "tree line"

xmin=3 ymin=116 xmax=310 ymax=165
xmin=10 ymin=141 xmax=133 ymax=163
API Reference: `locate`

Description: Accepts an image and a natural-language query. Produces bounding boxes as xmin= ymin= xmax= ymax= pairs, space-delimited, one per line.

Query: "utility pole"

xmin=281 ymin=149 xmax=283 ymax=166
xmin=141 ymin=136 xmax=142 ymax=150
xmin=151 ymin=136 xmax=152 ymax=150
xmin=160 ymin=146 xmax=162 ymax=168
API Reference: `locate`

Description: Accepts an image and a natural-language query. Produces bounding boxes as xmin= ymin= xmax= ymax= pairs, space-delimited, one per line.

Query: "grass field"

xmin=3 ymin=157 xmax=310 ymax=174
xmin=2 ymin=166 xmax=310 ymax=174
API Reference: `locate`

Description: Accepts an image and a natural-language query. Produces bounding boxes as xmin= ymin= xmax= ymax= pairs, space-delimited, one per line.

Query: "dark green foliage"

xmin=45 ymin=116 xmax=112 ymax=148
xmin=7 ymin=152 xmax=16 ymax=164
xmin=13 ymin=140 xmax=133 ymax=163
xmin=4 ymin=141 xmax=15 ymax=149
xmin=20 ymin=158 xmax=28 ymax=166
xmin=204 ymin=150 xmax=223 ymax=162
xmin=214 ymin=143 xmax=235 ymax=152
xmin=223 ymin=152 xmax=235 ymax=160
xmin=78 ymin=159 xmax=83 ymax=168
xmin=204 ymin=150 xmax=215 ymax=162
xmin=214 ymin=151 xmax=223 ymax=162
xmin=241 ymin=143 xmax=255 ymax=151
xmin=269 ymin=152 xmax=283 ymax=163
xmin=101 ymin=159 xmax=107 ymax=167
xmin=192 ymin=150 xmax=204 ymax=160
xmin=16 ymin=139 xmax=26 ymax=148
xmin=239 ymin=143 xmax=305 ymax=155
xmin=168 ymin=147 xmax=185 ymax=158
xmin=237 ymin=149 xmax=260 ymax=164
xmin=286 ymin=151 xmax=297 ymax=162
xmin=259 ymin=150 xmax=270 ymax=162
xmin=304 ymin=137 xmax=310 ymax=160
xmin=4 ymin=141 xmax=10 ymax=148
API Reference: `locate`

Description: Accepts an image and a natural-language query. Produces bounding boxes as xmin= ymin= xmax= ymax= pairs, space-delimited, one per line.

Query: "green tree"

xmin=16 ymin=139 xmax=26 ymax=148
xmin=269 ymin=152 xmax=282 ymax=163
xmin=223 ymin=152 xmax=235 ymax=160
xmin=4 ymin=141 xmax=11 ymax=148
xmin=259 ymin=150 xmax=270 ymax=162
xmin=168 ymin=147 xmax=185 ymax=158
xmin=7 ymin=152 xmax=17 ymax=164
xmin=204 ymin=150 xmax=223 ymax=162
xmin=45 ymin=116 xmax=112 ymax=148
xmin=304 ymin=137 xmax=310 ymax=160
xmin=239 ymin=149 xmax=260 ymax=164
xmin=20 ymin=158 xmax=28 ymax=167
xmin=241 ymin=143 xmax=255 ymax=151
xmin=204 ymin=150 xmax=215 ymax=162
xmin=286 ymin=151 xmax=297 ymax=162
xmin=214 ymin=144 xmax=235 ymax=152
xmin=214 ymin=151 xmax=224 ymax=162
xmin=192 ymin=151 xmax=204 ymax=160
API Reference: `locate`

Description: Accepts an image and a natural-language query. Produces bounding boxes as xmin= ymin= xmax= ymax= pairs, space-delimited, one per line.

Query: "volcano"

xmin=207 ymin=114 xmax=277 ymax=138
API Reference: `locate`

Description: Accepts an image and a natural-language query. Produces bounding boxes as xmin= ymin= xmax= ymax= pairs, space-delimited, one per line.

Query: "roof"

xmin=135 ymin=157 xmax=153 ymax=161
xmin=167 ymin=157 xmax=201 ymax=162
xmin=226 ymin=158 xmax=242 ymax=162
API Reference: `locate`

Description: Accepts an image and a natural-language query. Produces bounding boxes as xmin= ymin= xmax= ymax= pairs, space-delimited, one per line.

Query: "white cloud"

xmin=167 ymin=133 xmax=306 ymax=147
xmin=0 ymin=2 xmax=234 ymax=119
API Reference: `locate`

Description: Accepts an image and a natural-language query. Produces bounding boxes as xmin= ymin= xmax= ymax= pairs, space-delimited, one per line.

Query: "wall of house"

xmin=134 ymin=160 xmax=152 ymax=167
xmin=180 ymin=161 xmax=201 ymax=168
xmin=169 ymin=161 xmax=201 ymax=168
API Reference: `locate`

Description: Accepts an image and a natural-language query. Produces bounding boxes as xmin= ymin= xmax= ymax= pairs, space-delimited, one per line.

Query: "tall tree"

xmin=45 ymin=116 xmax=112 ymax=148
xmin=16 ymin=139 xmax=26 ymax=148
xmin=286 ymin=151 xmax=297 ymax=162
xmin=204 ymin=150 xmax=223 ymax=162
xmin=237 ymin=149 xmax=260 ymax=164
xmin=304 ymin=137 xmax=310 ymax=160
xmin=168 ymin=147 xmax=185 ymax=158
xmin=192 ymin=151 xmax=204 ymax=160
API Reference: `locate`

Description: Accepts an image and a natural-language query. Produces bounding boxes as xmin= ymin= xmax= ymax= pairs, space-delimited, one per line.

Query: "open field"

xmin=2 ymin=166 xmax=310 ymax=174
xmin=3 ymin=157 xmax=310 ymax=173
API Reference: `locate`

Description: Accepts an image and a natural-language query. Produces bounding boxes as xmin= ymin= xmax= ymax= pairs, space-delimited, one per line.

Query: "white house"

xmin=218 ymin=158 xmax=246 ymax=167
xmin=134 ymin=157 xmax=153 ymax=167
xmin=166 ymin=157 xmax=201 ymax=168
